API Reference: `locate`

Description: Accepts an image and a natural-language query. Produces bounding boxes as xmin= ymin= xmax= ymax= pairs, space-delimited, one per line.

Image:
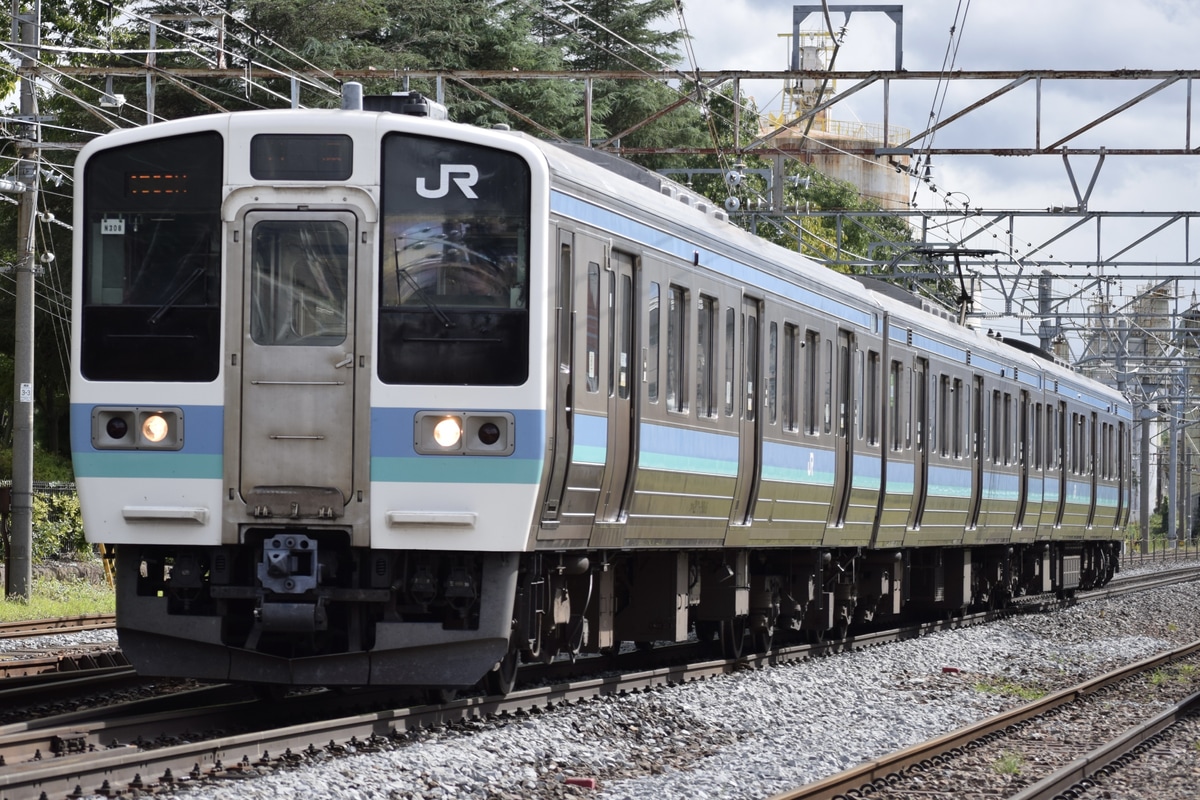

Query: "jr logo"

xmin=415 ymin=164 xmax=479 ymax=199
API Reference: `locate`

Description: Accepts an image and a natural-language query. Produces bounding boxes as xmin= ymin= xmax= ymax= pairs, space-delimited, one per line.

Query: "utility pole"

xmin=7 ymin=0 xmax=41 ymax=600
xmin=1140 ymin=405 xmax=1151 ymax=555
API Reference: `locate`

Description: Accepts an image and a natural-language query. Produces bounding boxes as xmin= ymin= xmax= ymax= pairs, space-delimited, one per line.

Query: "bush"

xmin=0 ymin=446 xmax=76 ymax=483
xmin=31 ymin=492 xmax=88 ymax=561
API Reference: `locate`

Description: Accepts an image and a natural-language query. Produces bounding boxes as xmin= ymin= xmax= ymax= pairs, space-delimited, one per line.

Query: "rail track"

xmin=0 ymin=614 xmax=124 ymax=681
xmin=769 ymin=640 xmax=1200 ymax=800
xmin=2 ymin=566 xmax=1197 ymax=800
xmin=0 ymin=615 xmax=115 ymax=640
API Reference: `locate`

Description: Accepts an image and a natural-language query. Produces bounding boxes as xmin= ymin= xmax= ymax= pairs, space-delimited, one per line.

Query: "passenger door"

xmin=596 ymin=251 xmax=637 ymax=523
xmin=828 ymin=329 xmax=855 ymax=527
xmin=238 ymin=211 xmax=357 ymax=512
xmin=729 ymin=296 xmax=763 ymax=526
xmin=967 ymin=376 xmax=984 ymax=529
xmin=908 ymin=357 xmax=929 ymax=529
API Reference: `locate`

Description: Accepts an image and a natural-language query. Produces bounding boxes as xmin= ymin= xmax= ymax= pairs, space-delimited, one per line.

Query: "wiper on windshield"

xmin=148 ymin=266 xmax=205 ymax=325
xmin=393 ymin=237 xmax=455 ymax=328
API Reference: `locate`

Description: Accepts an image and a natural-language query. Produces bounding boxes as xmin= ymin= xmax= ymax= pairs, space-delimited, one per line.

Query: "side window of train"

xmin=969 ymin=379 xmax=979 ymax=460
xmin=666 ymin=285 xmax=688 ymax=413
xmin=768 ymin=322 xmax=778 ymax=426
xmin=724 ymin=308 xmax=736 ymax=416
xmin=1003 ymin=393 xmax=1014 ymax=465
xmin=1049 ymin=404 xmax=1058 ymax=469
xmin=889 ymin=360 xmax=903 ymax=450
xmin=1075 ymin=412 xmax=1084 ymax=474
xmin=607 ymin=270 xmax=616 ymax=396
xmin=647 ymin=282 xmax=660 ymax=403
xmin=744 ymin=312 xmax=758 ymax=422
xmin=1033 ymin=402 xmax=1043 ymax=470
xmin=1089 ymin=413 xmax=1098 ymax=477
xmin=855 ymin=348 xmax=864 ymax=440
xmin=618 ymin=270 xmax=632 ymax=401
xmin=955 ymin=379 xmax=964 ymax=460
xmin=804 ymin=330 xmax=820 ymax=434
xmin=824 ymin=338 xmax=834 ymax=434
xmin=783 ymin=323 xmax=799 ymax=432
xmin=991 ymin=390 xmax=1002 ymax=464
xmin=586 ymin=262 xmax=600 ymax=393
xmin=697 ymin=295 xmax=717 ymax=418
xmin=938 ymin=375 xmax=950 ymax=457
xmin=866 ymin=350 xmax=879 ymax=446
xmin=558 ymin=242 xmax=572 ymax=375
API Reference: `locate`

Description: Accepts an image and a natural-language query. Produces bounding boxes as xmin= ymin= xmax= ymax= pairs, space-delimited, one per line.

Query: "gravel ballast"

xmin=68 ymin=562 xmax=1200 ymax=800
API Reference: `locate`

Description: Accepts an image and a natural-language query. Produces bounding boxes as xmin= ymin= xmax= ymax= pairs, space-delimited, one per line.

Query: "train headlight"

xmin=92 ymin=407 xmax=184 ymax=450
xmin=433 ymin=417 xmax=463 ymax=448
xmin=414 ymin=411 xmax=515 ymax=456
xmin=141 ymin=414 xmax=170 ymax=443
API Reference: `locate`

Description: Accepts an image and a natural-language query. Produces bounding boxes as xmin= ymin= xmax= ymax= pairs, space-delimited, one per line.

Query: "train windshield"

xmin=378 ymin=133 xmax=531 ymax=385
xmin=80 ymin=131 xmax=223 ymax=381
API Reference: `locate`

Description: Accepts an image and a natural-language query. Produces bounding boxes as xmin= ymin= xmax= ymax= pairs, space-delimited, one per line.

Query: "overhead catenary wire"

xmin=0 ymin=0 xmax=1180 ymax=352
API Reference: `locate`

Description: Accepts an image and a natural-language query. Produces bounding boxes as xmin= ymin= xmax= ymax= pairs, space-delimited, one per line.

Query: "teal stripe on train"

xmin=72 ymin=452 xmax=223 ymax=480
xmin=370 ymin=457 xmax=543 ymax=484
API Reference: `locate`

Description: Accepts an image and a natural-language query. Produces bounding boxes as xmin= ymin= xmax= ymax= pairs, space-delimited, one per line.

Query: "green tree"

xmin=536 ymin=0 xmax=709 ymax=158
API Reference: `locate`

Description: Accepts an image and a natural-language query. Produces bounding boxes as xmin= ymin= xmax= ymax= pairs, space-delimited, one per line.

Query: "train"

xmin=70 ymin=85 xmax=1131 ymax=693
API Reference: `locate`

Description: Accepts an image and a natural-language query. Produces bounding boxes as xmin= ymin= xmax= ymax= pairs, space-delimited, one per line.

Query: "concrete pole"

xmin=1168 ymin=372 xmax=1180 ymax=548
xmin=1140 ymin=405 xmax=1151 ymax=555
xmin=8 ymin=0 xmax=40 ymax=600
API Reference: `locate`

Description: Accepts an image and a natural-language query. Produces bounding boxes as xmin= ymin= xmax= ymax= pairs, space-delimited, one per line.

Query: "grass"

xmin=0 ymin=576 xmax=116 ymax=622
xmin=973 ymin=679 xmax=1045 ymax=701
xmin=992 ymin=751 xmax=1024 ymax=776
xmin=1149 ymin=664 xmax=1197 ymax=687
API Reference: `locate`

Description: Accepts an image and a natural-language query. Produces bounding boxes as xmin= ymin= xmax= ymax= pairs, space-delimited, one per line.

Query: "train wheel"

xmin=720 ymin=617 xmax=747 ymax=659
xmin=484 ymin=639 xmax=520 ymax=696
xmin=751 ymin=610 xmax=777 ymax=654
xmin=752 ymin=625 xmax=774 ymax=654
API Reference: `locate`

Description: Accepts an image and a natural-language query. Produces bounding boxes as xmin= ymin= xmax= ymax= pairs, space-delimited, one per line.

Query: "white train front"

xmin=71 ymin=91 xmax=1129 ymax=690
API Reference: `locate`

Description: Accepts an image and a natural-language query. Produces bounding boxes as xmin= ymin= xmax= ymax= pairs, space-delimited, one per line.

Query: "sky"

xmin=673 ymin=0 xmax=1200 ymax=337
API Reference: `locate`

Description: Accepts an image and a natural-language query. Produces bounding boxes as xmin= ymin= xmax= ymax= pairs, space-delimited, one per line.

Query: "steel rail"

xmin=1008 ymin=690 xmax=1200 ymax=800
xmin=767 ymin=638 xmax=1200 ymax=800
xmin=0 ymin=615 xmax=115 ymax=640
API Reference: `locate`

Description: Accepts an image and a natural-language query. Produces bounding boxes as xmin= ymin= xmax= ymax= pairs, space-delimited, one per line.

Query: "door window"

xmin=250 ymin=219 xmax=349 ymax=346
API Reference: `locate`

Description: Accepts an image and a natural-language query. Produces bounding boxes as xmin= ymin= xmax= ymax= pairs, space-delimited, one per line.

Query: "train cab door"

xmin=730 ymin=296 xmax=763 ymax=527
xmin=827 ymin=329 xmax=855 ymax=528
xmin=237 ymin=211 xmax=358 ymax=513
xmin=596 ymin=251 xmax=638 ymax=523
xmin=539 ymin=233 xmax=608 ymax=539
xmin=540 ymin=232 xmax=575 ymax=529
xmin=908 ymin=357 xmax=929 ymax=529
